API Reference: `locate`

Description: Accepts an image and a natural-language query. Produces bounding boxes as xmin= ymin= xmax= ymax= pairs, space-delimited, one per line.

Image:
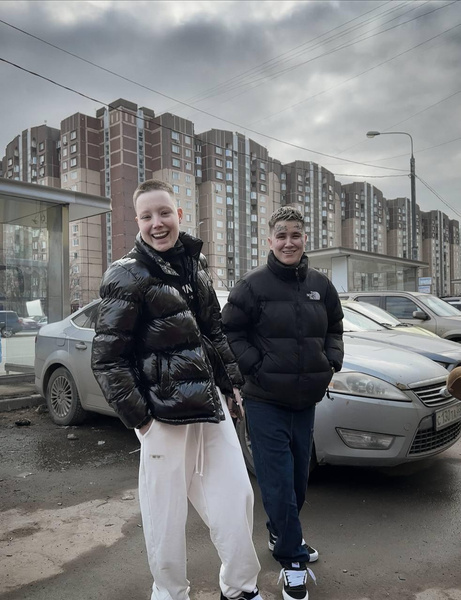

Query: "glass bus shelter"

xmin=0 ymin=179 xmax=110 ymax=377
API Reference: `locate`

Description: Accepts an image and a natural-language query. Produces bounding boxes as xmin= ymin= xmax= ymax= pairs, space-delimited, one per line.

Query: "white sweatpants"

xmin=135 ymin=393 xmax=260 ymax=600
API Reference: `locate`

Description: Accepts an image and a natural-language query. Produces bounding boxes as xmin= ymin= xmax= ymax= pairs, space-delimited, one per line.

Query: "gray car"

xmin=340 ymin=291 xmax=461 ymax=342
xmin=342 ymin=305 xmax=461 ymax=371
xmin=35 ymin=300 xmax=461 ymax=469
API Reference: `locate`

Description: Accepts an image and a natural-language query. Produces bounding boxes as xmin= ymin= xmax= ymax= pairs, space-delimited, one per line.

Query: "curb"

xmin=0 ymin=394 xmax=45 ymax=412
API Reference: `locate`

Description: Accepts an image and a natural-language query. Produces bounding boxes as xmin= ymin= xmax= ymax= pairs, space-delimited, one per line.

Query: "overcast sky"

xmin=0 ymin=0 xmax=460 ymax=219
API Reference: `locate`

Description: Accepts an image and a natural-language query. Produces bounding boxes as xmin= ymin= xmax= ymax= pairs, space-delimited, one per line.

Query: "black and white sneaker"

xmin=278 ymin=563 xmax=316 ymax=600
xmin=268 ymin=532 xmax=319 ymax=563
xmin=220 ymin=587 xmax=263 ymax=600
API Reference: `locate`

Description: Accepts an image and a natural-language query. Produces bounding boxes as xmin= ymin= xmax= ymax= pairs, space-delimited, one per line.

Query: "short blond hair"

xmin=269 ymin=206 xmax=305 ymax=232
xmin=133 ymin=179 xmax=175 ymax=209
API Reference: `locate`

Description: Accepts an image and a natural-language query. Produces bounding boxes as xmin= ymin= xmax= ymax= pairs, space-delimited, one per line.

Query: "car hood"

xmin=344 ymin=330 xmax=461 ymax=365
xmin=343 ymin=337 xmax=449 ymax=387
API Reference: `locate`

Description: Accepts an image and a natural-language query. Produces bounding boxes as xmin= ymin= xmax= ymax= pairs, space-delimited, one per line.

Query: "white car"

xmin=35 ymin=300 xmax=461 ymax=470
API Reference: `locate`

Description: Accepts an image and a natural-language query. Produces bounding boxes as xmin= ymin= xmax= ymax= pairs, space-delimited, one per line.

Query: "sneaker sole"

xmin=268 ymin=541 xmax=319 ymax=563
xmin=282 ymin=588 xmax=308 ymax=600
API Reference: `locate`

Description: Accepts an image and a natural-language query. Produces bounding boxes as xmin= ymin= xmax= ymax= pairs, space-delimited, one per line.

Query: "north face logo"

xmin=307 ymin=291 xmax=320 ymax=300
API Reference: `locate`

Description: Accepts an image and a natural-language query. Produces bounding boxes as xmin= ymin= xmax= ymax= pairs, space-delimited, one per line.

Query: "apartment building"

xmin=281 ymin=161 xmax=340 ymax=252
xmin=2 ymin=99 xmax=460 ymax=299
xmin=420 ymin=210 xmax=456 ymax=296
xmin=60 ymin=112 xmax=104 ymax=309
xmin=341 ymin=182 xmax=387 ymax=255
xmin=386 ymin=197 xmax=422 ymax=260
xmin=196 ymin=129 xmax=278 ymax=289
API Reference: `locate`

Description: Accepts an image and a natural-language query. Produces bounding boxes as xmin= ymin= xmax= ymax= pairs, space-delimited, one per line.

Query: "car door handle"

xmin=75 ymin=342 xmax=87 ymax=350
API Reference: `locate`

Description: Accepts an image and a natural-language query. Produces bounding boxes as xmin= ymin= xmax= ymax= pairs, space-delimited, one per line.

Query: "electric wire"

xmin=0 ymin=56 xmax=408 ymax=173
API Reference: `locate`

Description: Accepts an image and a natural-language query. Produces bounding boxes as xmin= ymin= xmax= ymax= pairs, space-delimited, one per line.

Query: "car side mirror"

xmin=413 ymin=310 xmax=428 ymax=320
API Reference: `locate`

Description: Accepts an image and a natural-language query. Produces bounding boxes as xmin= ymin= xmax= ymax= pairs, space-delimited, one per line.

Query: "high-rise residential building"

xmin=449 ymin=220 xmax=461 ymax=295
xmin=150 ymin=112 xmax=197 ymax=236
xmin=421 ymin=210 xmax=454 ymax=296
xmin=2 ymin=99 xmax=460 ymax=298
xmin=281 ymin=161 xmax=340 ymax=251
xmin=2 ymin=125 xmax=60 ymax=187
xmin=196 ymin=129 xmax=277 ymax=289
xmin=386 ymin=197 xmax=422 ymax=260
xmin=340 ymin=182 xmax=387 ymax=254
xmin=60 ymin=112 xmax=104 ymax=309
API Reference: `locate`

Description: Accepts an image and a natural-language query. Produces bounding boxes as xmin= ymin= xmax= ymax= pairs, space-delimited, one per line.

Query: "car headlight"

xmin=329 ymin=372 xmax=410 ymax=401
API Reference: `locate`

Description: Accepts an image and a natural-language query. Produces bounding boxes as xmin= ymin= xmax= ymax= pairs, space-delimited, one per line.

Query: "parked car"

xmin=35 ymin=300 xmax=461 ymax=469
xmin=441 ymin=296 xmax=461 ymax=311
xmin=19 ymin=316 xmax=40 ymax=331
xmin=341 ymin=300 xmax=438 ymax=338
xmin=0 ymin=310 xmax=23 ymax=337
xmin=341 ymin=305 xmax=461 ymax=371
xmin=340 ymin=291 xmax=461 ymax=342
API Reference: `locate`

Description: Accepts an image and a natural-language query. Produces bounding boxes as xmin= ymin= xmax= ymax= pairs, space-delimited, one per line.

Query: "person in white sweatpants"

xmin=92 ymin=179 xmax=262 ymax=600
xmin=135 ymin=392 xmax=260 ymax=600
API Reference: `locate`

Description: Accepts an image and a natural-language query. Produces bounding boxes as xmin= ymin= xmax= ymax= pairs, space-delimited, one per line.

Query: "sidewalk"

xmin=0 ymin=374 xmax=44 ymax=412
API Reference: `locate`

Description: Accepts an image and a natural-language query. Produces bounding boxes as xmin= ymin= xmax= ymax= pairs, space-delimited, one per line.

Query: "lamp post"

xmin=366 ymin=130 xmax=418 ymax=261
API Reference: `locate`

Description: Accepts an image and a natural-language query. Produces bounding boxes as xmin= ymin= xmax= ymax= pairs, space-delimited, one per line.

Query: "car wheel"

xmin=46 ymin=367 xmax=87 ymax=425
xmin=2 ymin=328 xmax=13 ymax=338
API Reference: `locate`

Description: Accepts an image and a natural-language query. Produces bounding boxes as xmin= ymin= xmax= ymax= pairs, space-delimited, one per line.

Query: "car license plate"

xmin=435 ymin=402 xmax=461 ymax=431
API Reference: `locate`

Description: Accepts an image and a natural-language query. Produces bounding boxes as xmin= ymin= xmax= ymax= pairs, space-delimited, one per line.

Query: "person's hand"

xmin=226 ymin=387 xmax=244 ymax=420
xmin=139 ymin=418 xmax=154 ymax=436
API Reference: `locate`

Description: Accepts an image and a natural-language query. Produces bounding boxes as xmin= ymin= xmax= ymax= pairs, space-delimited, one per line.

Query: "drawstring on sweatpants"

xmin=195 ymin=423 xmax=205 ymax=476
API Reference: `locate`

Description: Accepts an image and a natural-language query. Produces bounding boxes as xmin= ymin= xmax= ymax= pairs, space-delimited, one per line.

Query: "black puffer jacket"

xmin=222 ymin=251 xmax=344 ymax=410
xmin=91 ymin=232 xmax=243 ymax=429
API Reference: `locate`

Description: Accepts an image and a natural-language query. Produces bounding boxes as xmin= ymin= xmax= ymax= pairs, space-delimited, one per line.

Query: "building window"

xmin=185 ymin=135 xmax=191 ymax=145
xmin=172 ymin=158 xmax=180 ymax=168
xmin=70 ymin=130 xmax=77 ymax=140
xmin=226 ymin=161 xmax=233 ymax=169
xmin=72 ymin=238 xmax=79 ymax=247
xmin=62 ymin=134 xmax=67 ymax=145
xmin=217 ymin=232 xmax=224 ymax=240
xmin=226 ymin=173 xmax=232 ymax=181
xmin=38 ymin=142 xmax=45 ymax=152
xmin=216 ymin=171 xmax=223 ymax=180
xmin=216 ymin=159 xmax=223 ymax=168
xmin=185 ymin=162 xmax=192 ymax=171
xmin=62 ymin=161 xmax=68 ymax=170
xmin=216 ymin=146 xmax=223 ymax=155
xmin=70 ymin=171 xmax=77 ymax=180
xmin=172 ymin=144 xmax=180 ymax=154
xmin=186 ymin=188 xmax=192 ymax=196
xmin=216 ymin=195 xmax=223 ymax=204
xmin=217 ymin=220 xmax=224 ymax=228
xmin=185 ymin=149 xmax=192 ymax=158
xmin=172 ymin=131 xmax=180 ymax=141
xmin=70 ymin=144 xmax=77 ymax=153
xmin=63 ymin=174 xmax=68 ymax=183
xmin=186 ymin=214 xmax=192 ymax=222
xmin=70 ymin=157 xmax=77 ymax=167
xmin=172 ymin=171 xmax=180 ymax=180
xmin=173 ymin=185 xmax=180 ymax=194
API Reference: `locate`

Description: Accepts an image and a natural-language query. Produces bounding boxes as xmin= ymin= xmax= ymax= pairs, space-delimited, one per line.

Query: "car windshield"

xmin=342 ymin=307 xmax=386 ymax=332
xmin=345 ymin=302 xmax=402 ymax=327
xmin=418 ymin=295 xmax=461 ymax=317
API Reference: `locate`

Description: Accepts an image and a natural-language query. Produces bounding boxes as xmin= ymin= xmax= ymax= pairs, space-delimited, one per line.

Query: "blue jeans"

xmin=244 ymin=399 xmax=315 ymax=565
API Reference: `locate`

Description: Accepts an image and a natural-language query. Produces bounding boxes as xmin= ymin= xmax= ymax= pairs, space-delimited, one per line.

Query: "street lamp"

xmin=366 ymin=130 xmax=418 ymax=261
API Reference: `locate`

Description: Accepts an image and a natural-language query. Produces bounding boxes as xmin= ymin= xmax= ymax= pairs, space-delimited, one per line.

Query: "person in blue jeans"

xmin=222 ymin=206 xmax=344 ymax=600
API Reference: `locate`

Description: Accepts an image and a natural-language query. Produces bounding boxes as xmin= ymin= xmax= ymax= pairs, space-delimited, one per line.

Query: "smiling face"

xmin=135 ymin=189 xmax=183 ymax=252
xmin=268 ymin=219 xmax=307 ymax=266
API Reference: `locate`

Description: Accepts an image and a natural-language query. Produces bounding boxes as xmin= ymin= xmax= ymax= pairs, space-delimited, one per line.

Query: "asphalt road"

xmin=1 ymin=407 xmax=461 ymax=600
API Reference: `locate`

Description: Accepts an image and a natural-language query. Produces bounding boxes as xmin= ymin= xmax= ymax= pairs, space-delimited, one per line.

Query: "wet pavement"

xmin=1 ymin=407 xmax=461 ymax=600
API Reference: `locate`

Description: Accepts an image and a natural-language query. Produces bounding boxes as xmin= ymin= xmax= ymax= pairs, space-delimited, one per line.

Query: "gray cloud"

xmin=0 ymin=0 xmax=460 ymax=218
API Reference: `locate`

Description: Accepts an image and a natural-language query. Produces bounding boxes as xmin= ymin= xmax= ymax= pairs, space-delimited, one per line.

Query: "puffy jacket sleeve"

xmin=91 ymin=264 xmax=150 ymax=429
xmin=221 ymin=278 xmax=262 ymax=376
xmin=323 ymin=280 xmax=344 ymax=373
xmin=195 ymin=258 xmax=243 ymax=389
